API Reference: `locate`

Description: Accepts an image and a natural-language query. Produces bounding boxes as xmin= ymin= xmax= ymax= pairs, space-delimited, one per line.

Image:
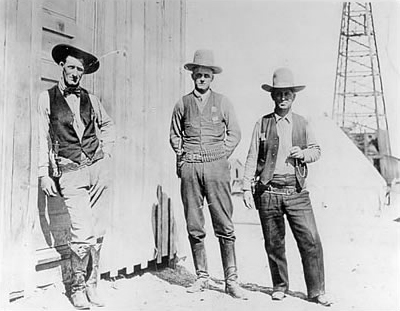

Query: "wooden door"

xmin=33 ymin=0 xmax=96 ymax=284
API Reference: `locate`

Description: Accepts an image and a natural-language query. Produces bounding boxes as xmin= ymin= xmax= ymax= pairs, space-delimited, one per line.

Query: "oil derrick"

xmin=332 ymin=2 xmax=392 ymax=181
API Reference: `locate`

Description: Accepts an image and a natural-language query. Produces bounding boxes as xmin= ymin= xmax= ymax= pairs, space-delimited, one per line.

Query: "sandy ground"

xmin=7 ymin=193 xmax=400 ymax=311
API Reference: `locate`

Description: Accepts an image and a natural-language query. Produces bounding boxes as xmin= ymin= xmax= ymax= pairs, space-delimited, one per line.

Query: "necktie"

xmin=64 ymin=87 xmax=81 ymax=97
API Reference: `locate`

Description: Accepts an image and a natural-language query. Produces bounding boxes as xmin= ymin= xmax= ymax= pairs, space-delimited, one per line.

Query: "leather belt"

xmin=182 ymin=149 xmax=226 ymax=163
xmin=59 ymin=149 xmax=104 ymax=173
xmin=255 ymin=184 xmax=297 ymax=196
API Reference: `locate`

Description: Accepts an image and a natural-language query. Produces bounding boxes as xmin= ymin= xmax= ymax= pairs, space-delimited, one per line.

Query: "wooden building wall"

xmin=0 ymin=0 xmax=186 ymax=306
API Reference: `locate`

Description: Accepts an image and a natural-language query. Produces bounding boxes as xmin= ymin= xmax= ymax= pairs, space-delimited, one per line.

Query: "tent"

xmin=305 ymin=115 xmax=388 ymax=216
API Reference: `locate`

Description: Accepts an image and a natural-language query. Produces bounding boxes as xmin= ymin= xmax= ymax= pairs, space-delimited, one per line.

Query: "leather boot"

xmin=70 ymin=250 xmax=91 ymax=310
xmin=187 ymin=239 xmax=209 ymax=293
xmin=86 ymin=239 xmax=105 ymax=307
xmin=219 ymin=239 xmax=248 ymax=300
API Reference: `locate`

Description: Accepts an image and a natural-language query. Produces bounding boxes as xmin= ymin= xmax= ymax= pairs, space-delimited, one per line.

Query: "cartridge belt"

xmin=182 ymin=148 xmax=226 ymax=163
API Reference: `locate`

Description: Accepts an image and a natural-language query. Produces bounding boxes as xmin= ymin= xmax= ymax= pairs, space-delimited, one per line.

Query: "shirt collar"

xmin=193 ymin=89 xmax=211 ymax=102
xmin=274 ymin=111 xmax=293 ymax=123
xmin=58 ymin=77 xmax=81 ymax=95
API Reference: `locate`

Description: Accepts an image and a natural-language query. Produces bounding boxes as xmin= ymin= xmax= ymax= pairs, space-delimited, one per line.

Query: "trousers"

xmin=58 ymin=157 xmax=110 ymax=258
xmin=180 ymin=158 xmax=235 ymax=243
xmin=254 ymin=175 xmax=325 ymax=299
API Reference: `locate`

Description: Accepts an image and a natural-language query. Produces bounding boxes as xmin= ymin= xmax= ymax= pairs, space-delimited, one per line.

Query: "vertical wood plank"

xmin=156 ymin=187 xmax=163 ymax=264
xmin=168 ymin=197 xmax=176 ymax=262
xmin=8 ymin=0 xmax=38 ymax=296
xmin=0 ymin=0 xmax=12 ymax=307
xmin=161 ymin=188 xmax=169 ymax=257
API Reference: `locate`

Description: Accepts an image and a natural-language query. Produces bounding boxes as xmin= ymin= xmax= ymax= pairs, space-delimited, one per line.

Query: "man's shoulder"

xmin=261 ymin=112 xmax=275 ymax=120
xmin=211 ymin=90 xmax=223 ymax=97
xmin=211 ymin=91 xmax=227 ymax=103
xmin=292 ymin=112 xmax=308 ymax=124
xmin=43 ymin=85 xmax=58 ymax=94
xmin=182 ymin=91 xmax=194 ymax=100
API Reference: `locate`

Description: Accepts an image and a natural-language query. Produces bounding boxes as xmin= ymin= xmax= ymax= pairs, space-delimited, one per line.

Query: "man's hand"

xmin=40 ymin=176 xmax=59 ymax=197
xmin=289 ymin=146 xmax=304 ymax=160
xmin=243 ymin=190 xmax=255 ymax=209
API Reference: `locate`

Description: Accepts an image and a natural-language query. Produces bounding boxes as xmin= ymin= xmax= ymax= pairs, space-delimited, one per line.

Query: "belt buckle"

xmin=188 ymin=154 xmax=195 ymax=161
xmin=195 ymin=154 xmax=202 ymax=162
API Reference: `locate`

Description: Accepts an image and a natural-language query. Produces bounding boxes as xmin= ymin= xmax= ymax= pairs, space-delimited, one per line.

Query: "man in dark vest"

xmin=38 ymin=44 xmax=115 ymax=309
xmin=169 ymin=50 xmax=246 ymax=299
xmin=242 ymin=68 xmax=332 ymax=307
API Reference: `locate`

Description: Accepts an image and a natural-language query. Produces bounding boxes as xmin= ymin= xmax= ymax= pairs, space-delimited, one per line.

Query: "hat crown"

xmin=261 ymin=67 xmax=305 ymax=93
xmin=272 ymin=67 xmax=296 ymax=88
xmin=192 ymin=49 xmax=215 ymax=67
xmin=184 ymin=49 xmax=222 ymax=74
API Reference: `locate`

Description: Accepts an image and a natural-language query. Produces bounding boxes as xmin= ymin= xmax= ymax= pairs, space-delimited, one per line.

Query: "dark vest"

xmin=48 ymin=85 xmax=99 ymax=163
xmin=181 ymin=91 xmax=225 ymax=152
xmin=256 ymin=113 xmax=308 ymax=189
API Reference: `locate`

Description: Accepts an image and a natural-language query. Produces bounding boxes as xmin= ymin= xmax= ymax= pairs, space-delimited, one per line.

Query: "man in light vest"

xmin=38 ymin=44 xmax=115 ymax=309
xmin=242 ymin=68 xmax=332 ymax=307
xmin=169 ymin=50 xmax=246 ymax=299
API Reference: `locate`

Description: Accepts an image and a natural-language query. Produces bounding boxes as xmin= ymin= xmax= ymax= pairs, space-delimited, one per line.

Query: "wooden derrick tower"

xmin=332 ymin=2 xmax=392 ymax=180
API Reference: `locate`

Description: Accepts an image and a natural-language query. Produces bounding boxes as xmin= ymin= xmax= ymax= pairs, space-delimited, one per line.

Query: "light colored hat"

xmin=262 ymin=68 xmax=305 ymax=92
xmin=184 ymin=49 xmax=222 ymax=74
xmin=52 ymin=44 xmax=99 ymax=74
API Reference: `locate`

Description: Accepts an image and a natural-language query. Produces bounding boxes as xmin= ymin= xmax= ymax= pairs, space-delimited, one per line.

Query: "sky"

xmin=184 ymin=0 xmax=400 ymax=161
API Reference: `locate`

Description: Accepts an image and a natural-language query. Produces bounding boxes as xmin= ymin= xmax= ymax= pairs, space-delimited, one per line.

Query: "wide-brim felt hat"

xmin=52 ymin=44 xmax=99 ymax=74
xmin=184 ymin=49 xmax=222 ymax=74
xmin=262 ymin=67 xmax=305 ymax=92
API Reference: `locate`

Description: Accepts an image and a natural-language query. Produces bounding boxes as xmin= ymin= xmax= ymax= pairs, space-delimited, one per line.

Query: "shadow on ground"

xmin=149 ymin=264 xmax=308 ymax=301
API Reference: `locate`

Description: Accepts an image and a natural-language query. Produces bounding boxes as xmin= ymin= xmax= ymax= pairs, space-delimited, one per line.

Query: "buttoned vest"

xmin=181 ymin=91 xmax=225 ymax=152
xmin=256 ymin=113 xmax=308 ymax=189
xmin=48 ymin=85 xmax=99 ymax=163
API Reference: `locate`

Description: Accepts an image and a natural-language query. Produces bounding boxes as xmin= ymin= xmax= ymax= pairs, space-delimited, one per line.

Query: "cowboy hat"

xmin=184 ymin=49 xmax=222 ymax=74
xmin=52 ymin=44 xmax=100 ymax=74
xmin=262 ymin=67 xmax=305 ymax=92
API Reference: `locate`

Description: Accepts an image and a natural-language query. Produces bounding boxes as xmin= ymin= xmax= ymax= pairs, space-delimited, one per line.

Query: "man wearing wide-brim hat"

xmin=242 ymin=68 xmax=333 ymax=307
xmin=169 ymin=50 xmax=246 ymax=299
xmin=38 ymin=44 xmax=115 ymax=309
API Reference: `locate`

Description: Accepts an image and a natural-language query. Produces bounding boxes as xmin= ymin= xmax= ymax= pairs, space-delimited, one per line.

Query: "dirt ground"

xmin=7 ymin=193 xmax=400 ymax=311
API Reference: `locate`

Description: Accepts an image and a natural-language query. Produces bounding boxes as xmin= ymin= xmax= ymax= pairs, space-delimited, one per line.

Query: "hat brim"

xmin=261 ymin=84 xmax=305 ymax=93
xmin=184 ymin=63 xmax=222 ymax=74
xmin=52 ymin=44 xmax=99 ymax=74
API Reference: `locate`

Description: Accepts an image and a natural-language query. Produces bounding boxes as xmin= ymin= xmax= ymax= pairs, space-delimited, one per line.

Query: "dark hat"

xmin=52 ymin=44 xmax=99 ymax=74
xmin=184 ymin=49 xmax=222 ymax=74
xmin=262 ymin=68 xmax=305 ymax=93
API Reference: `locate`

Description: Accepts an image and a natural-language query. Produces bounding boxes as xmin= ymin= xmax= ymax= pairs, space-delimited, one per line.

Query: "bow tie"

xmin=64 ymin=87 xmax=81 ymax=97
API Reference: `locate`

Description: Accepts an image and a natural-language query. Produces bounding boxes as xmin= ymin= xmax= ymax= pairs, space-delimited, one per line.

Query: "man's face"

xmin=192 ymin=67 xmax=214 ymax=93
xmin=61 ymin=55 xmax=84 ymax=86
xmin=271 ymin=88 xmax=296 ymax=111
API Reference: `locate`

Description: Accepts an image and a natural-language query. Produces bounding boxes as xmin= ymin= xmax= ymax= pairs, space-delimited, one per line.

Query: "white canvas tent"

xmin=305 ymin=114 xmax=388 ymax=216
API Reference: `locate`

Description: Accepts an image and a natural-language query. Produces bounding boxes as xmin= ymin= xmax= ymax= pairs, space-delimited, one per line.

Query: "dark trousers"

xmin=180 ymin=158 xmax=235 ymax=243
xmin=255 ymin=185 xmax=325 ymax=298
